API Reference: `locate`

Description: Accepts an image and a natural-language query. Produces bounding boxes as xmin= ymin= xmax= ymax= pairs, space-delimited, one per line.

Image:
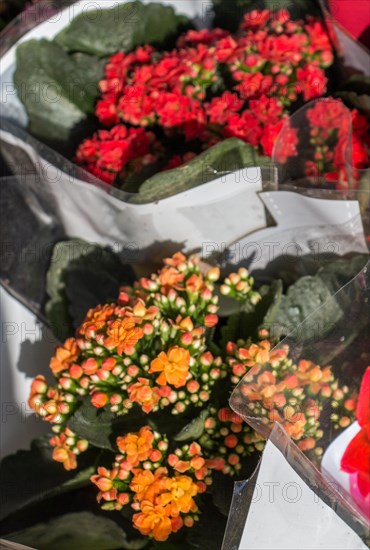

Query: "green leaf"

xmin=219 ymin=280 xmax=285 ymax=351
xmin=55 ymin=1 xmax=190 ymax=57
xmin=45 ymin=239 xmax=135 ymax=341
xmin=335 ymin=92 xmax=370 ymax=117
xmin=0 ymin=438 xmax=97 ymax=521
xmin=66 ymin=245 xmax=134 ymax=329
xmin=174 ymin=409 xmax=209 ymax=442
xmin=14 ymin=40 xmax=104 ymax=142
xmin=68 ymin=402 xmax=145 ymax=451
xmin=220 ymin=312 xmax=247 ymax=351
xmin=132 ymin=139 xmax=262 ymax=203
xmin=45 ymin=239 xmax=87 ymax=340
xmin=4 ymin=512 xmax=146 ymax=550
xmin=264 ymin=255 xmax=368 ymax=343
xmin=187 ymin=498 xmax=227 ymax=549
xmin=261 ymin=279 xmax=283 ymax=326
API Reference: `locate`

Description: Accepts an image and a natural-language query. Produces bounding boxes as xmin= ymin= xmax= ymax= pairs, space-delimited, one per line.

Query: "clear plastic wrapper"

xmin=229 ymin=258 xmax=370 ymax=537
xmin=1 ymin=118 xmax=275 ymax=260
xmin=273 ymin=97 xmax=355 ymax=187
xmin=222 ymin=424 xmax=369 ymax=550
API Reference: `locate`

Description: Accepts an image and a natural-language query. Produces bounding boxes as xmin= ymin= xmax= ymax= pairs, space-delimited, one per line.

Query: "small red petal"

xmin=356 ymin=367 xmax=370 ymax=428
xmin=341 ymin=428 xmax=370 ymax=476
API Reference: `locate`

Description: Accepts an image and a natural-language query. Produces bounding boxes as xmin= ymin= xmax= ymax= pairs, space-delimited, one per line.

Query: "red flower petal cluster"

xmin=341 ymin=367 xmax=370 ymax=516
xmin=76 ymin=10 xmax=333 ymax=186
xmin=305 ymin=99 xmax=370 ymax=189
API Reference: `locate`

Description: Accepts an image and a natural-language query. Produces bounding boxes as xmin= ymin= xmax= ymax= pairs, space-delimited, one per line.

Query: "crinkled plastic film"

xmin=273 ymin=97 xmax=354 ymax=187
xmin=222 ymin=462 xmax=261 ymax=550
xmin=229 ymin=259 xmax=370 ymax=535
xmin=0 ymin=118 xmax=277 ymax=262
xmin=222 ymin=424 xmax=370 ymax=550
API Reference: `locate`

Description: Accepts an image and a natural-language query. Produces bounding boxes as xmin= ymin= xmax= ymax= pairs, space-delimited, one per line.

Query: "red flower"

xmin=207 ymin=92 xmax=243 ymax=125
xmin=225 ymin=111 xmax=262 ymax=147
xmin=273 ymin=123 xmax=298 ymax=164
xmin=261 ymin=120 xmax=285 ymax=157
xmin=341 ymin=367 xmax=370 ymax=499
xmin=76 ymin=9 xmax=334 ymax=183
xmin=177 ymin=28 xmax=228 ymax=48
xmin=235 ymin=73 xmax=273 ymax=101
xmin=296 ymin=66 xmax=328 ymax=101
xmin=241 ymin=9 xmax=271 ymax=30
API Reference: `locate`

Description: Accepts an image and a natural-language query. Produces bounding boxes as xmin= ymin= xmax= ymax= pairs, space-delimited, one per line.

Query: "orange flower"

xmin=130 ymin=469 xmax=156 ymax=500
xmin=79 ymin=304 xmax=115 ymax=337
xmin=50 ymin=338 xmax=79 ymax=375
xmin=158 ymin=266 xmax=184 ymax=289
xmin=130 ymin=467 xmax=168 ymax=502
xmin=91 ymin=466 xmax=118 ymax=492
xmin=149 ymin=346 xmax=190 ymax=388
xmin=128 ymin=378 xmax=161 ymax=413
xmin=186 ymin=274 xmax=204 ymax=293
xmin=248 ymin=341 xmax=271 ymax=364
xmin=163 ymin=252 xmax=187 ymax=267
xmin=104 ymin=318 xmax=144 ymax=355
xmin=123 ymin=300 xmax=160 ymax=324
xmin=49 ymin=428 xmax=87 ymax=471
xmin=133 ymin=501 xmax=173 ymax=541
xmin=117 ymin=426 xmax=154 ymax=466
xmin=52 ymin=446 xmax=77 ymax=470
xmin=159 ymin=475 xmax=199 ymax=516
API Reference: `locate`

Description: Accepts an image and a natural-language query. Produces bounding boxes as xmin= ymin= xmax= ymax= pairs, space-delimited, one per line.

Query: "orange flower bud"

xmin=225 ymin=435 xmax=238 ymax=448
xmin=204 ymin=314 xmax=218 ymax=328
xmin=91 ymin=392 xmax=108 ymax=408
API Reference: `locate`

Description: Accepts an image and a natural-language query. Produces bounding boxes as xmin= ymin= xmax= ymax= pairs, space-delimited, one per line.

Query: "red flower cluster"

xmin=76 ymin=10 xmax=333 ymax=185
xmin=305 ymin=99 xmax=370 ymax=189
xmin=75 ymin=125 xmax=159 ymax=185
xmin=341 ymin=367 xmax=370 ymax=518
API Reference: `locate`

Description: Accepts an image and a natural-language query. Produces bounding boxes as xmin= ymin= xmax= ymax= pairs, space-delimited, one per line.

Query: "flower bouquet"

xmin=1 ymin=243 xmax=369 ymax=548
xmin=2 ymin=0 xmax=369 ymax=200
xmin=1 ymin=2 xmax=370 ymax=548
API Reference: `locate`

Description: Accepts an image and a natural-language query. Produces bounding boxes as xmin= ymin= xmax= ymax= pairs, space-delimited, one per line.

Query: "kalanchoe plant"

xmin=28 ymin=253 xmax=357 ymax=543
xmin=75 ymin=9 xmax=334 ymax=187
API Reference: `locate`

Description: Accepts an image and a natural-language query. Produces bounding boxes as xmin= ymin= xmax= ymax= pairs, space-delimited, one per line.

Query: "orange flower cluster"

xmin=29 ymin=255 xmax=228 ymax=445
xmin=50 ymin=426 xmax=88 ymax=471
xmin=28 ymin=253 xmax=354 ymax=545
xmin=135 ymin=252 xmax=220 ymax=328
xmin=220 ymin=267 xmax=261 ymax=305
xmin=131 ymin=469 xmax=199 ymax=541
xmin=28 ymin=374 xmax=78 ymax=424
xmin=229 ymin=338 xmax=352 ymax=457
xmin=91 ymin=426 xmax=211 ymax=541
xmin=198 ymin=406 xmax=265 ymax=475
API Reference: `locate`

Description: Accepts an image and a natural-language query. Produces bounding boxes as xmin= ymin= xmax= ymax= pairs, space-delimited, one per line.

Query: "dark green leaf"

xmin=45 ymin=239 xmax=135 ymax=340
xmin=4 ymin=512 xmax=146 ymax=550
xmin=220 ymin=312 xmax=247 ymax=351
xmin=14 ymin=40 xmax=104 ymax=142
xmin=187 ymin=498 xmax=227 ymax=549
xmin=132 ymin=139 xmax=262 ymax=203
xmin=45 ymin=239 xmax=88 ymax=340
xmin=0 ymin=438 xmax=97 ymax=521
xmin=335 ymin=92 xmax=370 ymax=117
xmin=265 ymin=255 xmax=368 ymax=342
xmin=55 ymin=1 xmax=190 ymax=57
xmin=261 ymin=279 xmax=283 ymax=326
xmin=68 ymin=402 xmax=145 ymax=451
xmin=174 ymin=409 xmax=209 ymax=442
